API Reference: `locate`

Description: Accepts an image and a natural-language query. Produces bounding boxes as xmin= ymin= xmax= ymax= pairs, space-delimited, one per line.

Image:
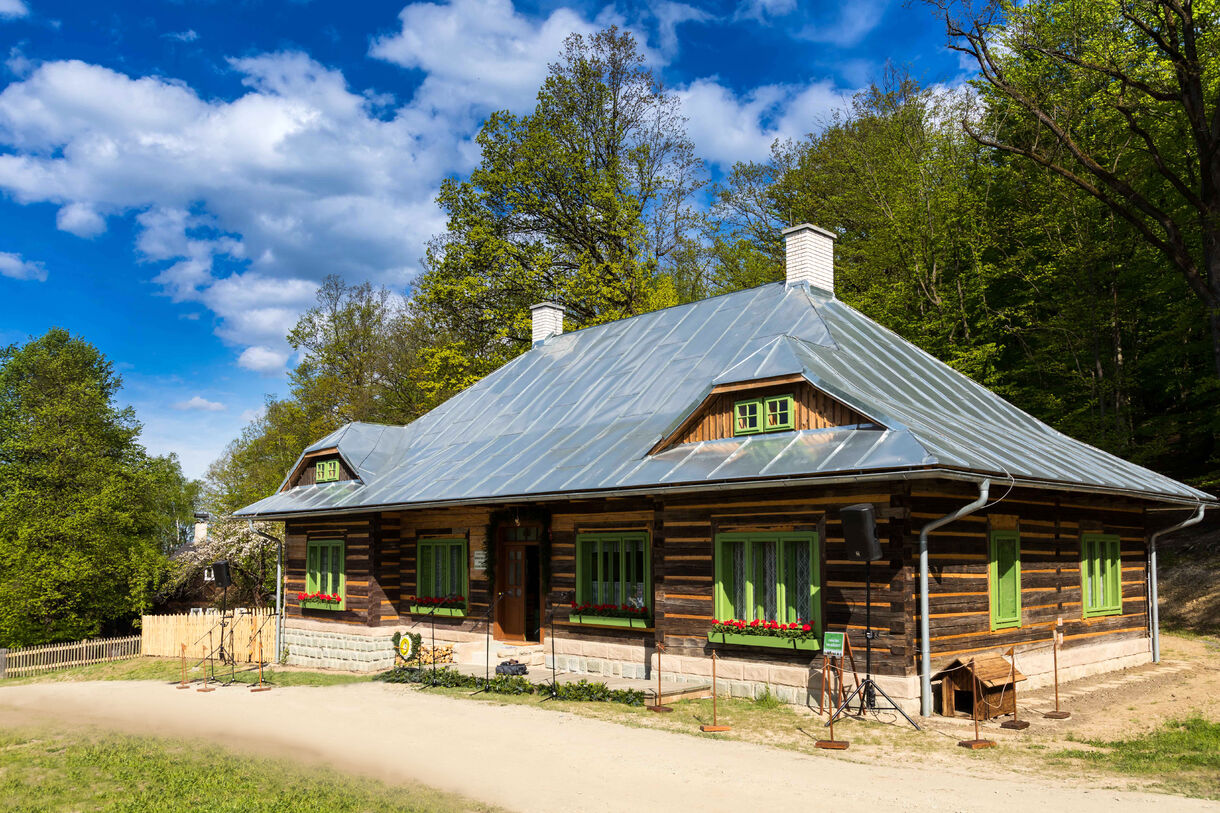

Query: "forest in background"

xmin=207 ymin=1 xmax=1220 ymax=518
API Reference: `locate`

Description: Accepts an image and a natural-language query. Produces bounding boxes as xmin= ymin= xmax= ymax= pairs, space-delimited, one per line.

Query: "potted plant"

xmin=706 ymin=618 xmax=821 ymax=651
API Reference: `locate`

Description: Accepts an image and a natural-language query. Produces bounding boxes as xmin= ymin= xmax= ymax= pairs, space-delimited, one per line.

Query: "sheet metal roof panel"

xmin=236 ymin=281 xmax=1210 ymax=517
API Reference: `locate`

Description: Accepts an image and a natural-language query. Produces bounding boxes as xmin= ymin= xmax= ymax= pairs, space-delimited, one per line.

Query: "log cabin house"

xmin=234 ymin=224 xmax=1214 ymax=715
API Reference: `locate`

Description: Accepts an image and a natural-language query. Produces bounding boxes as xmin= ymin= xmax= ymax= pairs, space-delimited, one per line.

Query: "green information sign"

xmin=823 ymin=631 xmax=845 ymax=658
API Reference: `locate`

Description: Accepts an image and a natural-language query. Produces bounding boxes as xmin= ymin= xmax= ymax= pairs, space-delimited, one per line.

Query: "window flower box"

xmin=568 ymin=602 xmax=649 ymax=628
xmin=707 ymin=619 xmax=820 ymax=651
xmin=409 ymin=595 xmax=466 ymax=617
xmin=706 ymin=631 xmax=820 ymax=651
xmin=569 ymin=614 xmax=651 ymax=629
xmin=298 ymin=591 xmax=345 ymax=611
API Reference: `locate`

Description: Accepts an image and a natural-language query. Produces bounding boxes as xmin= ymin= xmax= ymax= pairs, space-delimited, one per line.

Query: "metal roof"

xmin=236 ymin=282 xmax=1212 ymax=517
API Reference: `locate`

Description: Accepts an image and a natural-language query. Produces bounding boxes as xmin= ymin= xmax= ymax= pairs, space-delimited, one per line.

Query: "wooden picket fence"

xmin=0 ymin=635 xmax=141 ymax=679
xmin=140 ymin=609 xmax=277 ymax=662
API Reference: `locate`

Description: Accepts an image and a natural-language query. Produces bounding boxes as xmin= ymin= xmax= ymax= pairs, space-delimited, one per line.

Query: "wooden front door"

xmin=494 ymin=525 xmax=542 ymax=642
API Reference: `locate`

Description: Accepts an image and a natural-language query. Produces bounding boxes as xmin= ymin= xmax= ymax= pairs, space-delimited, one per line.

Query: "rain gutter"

xmin=1148 ymin=503 xmax=1206 ymax=663
xmin=917 ymin=478 xmax=990 ymax=717
xmin=237 ymin=466 xmax=1210 ymax=521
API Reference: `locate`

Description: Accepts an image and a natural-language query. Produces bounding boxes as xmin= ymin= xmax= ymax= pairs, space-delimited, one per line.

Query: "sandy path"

xmin=0 ymin=680 xmax=1213 ymax=812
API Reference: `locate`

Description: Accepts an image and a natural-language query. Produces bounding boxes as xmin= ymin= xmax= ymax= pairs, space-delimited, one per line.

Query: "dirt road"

xmin=0 ymin=680 xmax=1213 ymax=812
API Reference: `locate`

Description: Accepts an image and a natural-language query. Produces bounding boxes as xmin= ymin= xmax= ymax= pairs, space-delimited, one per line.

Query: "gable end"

xmin=651 ymin=375 xmax=875 ymax=454
xmin=282 ymin=448 xmax=359 ymax=491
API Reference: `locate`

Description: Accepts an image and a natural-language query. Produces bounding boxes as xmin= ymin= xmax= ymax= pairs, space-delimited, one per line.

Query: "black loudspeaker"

xmin=211 ymin=560 xmax=232 ymax=588
xmin=841 ymin=504 xmax=882 ymax=562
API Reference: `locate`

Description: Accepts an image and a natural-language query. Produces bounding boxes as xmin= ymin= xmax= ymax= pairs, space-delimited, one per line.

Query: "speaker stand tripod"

xmin=827 ymin=558 xmax=920 ymax=731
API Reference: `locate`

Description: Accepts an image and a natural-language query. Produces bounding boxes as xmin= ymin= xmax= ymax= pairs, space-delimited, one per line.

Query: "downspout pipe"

xmin=1148 ymin=503 xmax=1206 ymax=663
xmin=249 ymin=520 xmax=284 ymax=664
xmin=918 ymin=478 xmax=990 ymax=717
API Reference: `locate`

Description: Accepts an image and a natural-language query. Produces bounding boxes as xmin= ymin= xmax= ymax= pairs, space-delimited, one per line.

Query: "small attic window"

xmin=734 ymin=394 xmax=795 ymax=436
xmin=315 ymin=460 xmax=340 ymax=483
xmin=733 ymin=399 xmax=762 ymax=435
xmin=765 ymin=395 xmax=794 ymax=431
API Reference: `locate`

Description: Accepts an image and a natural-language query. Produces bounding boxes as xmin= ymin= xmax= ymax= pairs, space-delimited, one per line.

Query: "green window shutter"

xmin=714 ymin=539 xmax=733 ymax=619
xmin=306 ymin=543 xmax=319 ymax=593
xmin=577 ymin=536 xmax=595 ymax=604
xmin=764 ymin=395 xmax=794 ymax=432
xmin=315 ymin=460 xmax=339 ymax=483
xmin=1081 ymin=534 xmax=1122 ymax=618
xmin=989 ymin=531 xmax=1021 ymax=630
xmin=733 ymin=399 xmax=762 ymax=435
xmin=417 ymin=541 xmax=433 ymax=598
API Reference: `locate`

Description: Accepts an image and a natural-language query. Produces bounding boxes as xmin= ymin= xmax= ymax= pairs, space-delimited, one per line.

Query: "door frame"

xmin=493 ymin=523 xmax=546 ymax=644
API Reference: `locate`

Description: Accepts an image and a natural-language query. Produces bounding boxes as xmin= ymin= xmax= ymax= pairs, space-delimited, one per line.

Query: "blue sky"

xmin=0 ymin=0 xmax=963 ymax=479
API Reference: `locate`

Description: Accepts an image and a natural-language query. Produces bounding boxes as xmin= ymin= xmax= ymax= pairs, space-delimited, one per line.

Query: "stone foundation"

xmin=283 ymin=619 xmax=397 ymax=672
xmin=544 ymin=632 xmax=1153 ymax=715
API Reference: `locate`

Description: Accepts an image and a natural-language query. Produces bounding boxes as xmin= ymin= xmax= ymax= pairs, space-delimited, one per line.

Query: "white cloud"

xmin=164 ymin=30 xmax=198 ymax=42
xmin=649 ymin=2 xmax=711 ymax=57
xmin=735 ymin=0 xmax=796 ymax=22
xmin=173 ymin=395 xmax=226 ymax=412
xmin=794 ymin=0 xmax=891 ymax=47
xmin=56 ymin=201 xmax=105 ymax=236
xmin=237 ymin=345 xmax=290 ymax=374
xmin=370 ymin=0 xmax=607 ymax=116
xmin=0 ymin=250 xmax=46 ymax=281
xmin=678 ymin=78 xmax=849 ymax=165
xmin=0 ymin=54 xmax=452 ymax=360
xmin=0 ymin=0 xmax=28 ymax=20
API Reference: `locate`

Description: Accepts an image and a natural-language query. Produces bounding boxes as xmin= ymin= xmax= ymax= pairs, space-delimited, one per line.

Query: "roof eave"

xmin=231 ymin=465 xmax=1216 ymax=521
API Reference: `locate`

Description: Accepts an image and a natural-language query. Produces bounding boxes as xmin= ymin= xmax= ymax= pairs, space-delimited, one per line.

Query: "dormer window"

xmin=316 ymin=460 xmax=340 ymax=483
xmin=765 ymin=395 xmax=794 ymax=431
xmin=734 ymin=394 xmax=794 ymax=436
xmin=734 ymin=399 xmax=762 ymax=434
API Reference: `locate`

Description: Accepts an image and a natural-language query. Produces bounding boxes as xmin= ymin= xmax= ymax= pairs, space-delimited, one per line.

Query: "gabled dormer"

xmin=281 ymin=448 xmax=359 ymax=491
xmin=649 ymin=374 xmax=876 ymax=454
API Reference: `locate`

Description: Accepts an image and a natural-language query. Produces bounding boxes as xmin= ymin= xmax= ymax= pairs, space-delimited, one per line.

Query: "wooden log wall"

xmin=285 ymin=515 xmax=377 ymax=627
xmin=285 ymin=480 xmax=1156 ymax=680
xmin=656 ymin=484 xmax=912 ymax=676
xmin=912 ymin=485 xmax=1151 ymax=670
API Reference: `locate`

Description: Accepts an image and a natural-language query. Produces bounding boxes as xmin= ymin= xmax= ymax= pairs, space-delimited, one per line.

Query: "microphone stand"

xmin=540 ymin=603 xmax=559 ymax=701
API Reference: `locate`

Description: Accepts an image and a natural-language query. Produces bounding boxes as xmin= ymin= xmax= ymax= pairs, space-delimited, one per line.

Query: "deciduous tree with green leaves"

xmin=0 ymin=329 xmax=196 ymax=647
xmin=417 ymin=27 xmax=705 ymax=370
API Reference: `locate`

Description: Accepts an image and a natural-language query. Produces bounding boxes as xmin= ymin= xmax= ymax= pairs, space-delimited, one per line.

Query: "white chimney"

xmin=530 ymin=302 xmax=565 ymax=344
xmin=782 ymin=223 xmax=836 ymax=295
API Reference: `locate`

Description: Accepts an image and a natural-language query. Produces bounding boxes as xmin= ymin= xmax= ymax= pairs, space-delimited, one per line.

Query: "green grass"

xmin=1056 ymin=716 xmax=1220 ymax=798
xmin=0 ymin=656 xmax=369 ymax=688
xmin=0 ymin=726 xmax=498 ymax=812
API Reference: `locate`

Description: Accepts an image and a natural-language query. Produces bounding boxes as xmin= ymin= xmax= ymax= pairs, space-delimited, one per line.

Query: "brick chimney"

xmin=530 ymin=302 xmax=565 ymax=344
xmin=782 ymin=223 xmax=836 ymax=295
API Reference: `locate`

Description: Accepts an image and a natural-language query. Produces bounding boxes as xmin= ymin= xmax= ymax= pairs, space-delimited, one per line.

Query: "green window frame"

xmin=764 ymin=395 xmax=794 ymax=431
xmin=714 ymin=532 xmax=821 ymax=633
xmin=989 ymin=530 xmax=1021 ymax=630
xmin=1081 ymin=533 xmax=1122 ymax=618
xmin=414 ymin=537 xmax=468 ymax=616
xmin=315 ymin=459 xmax=339 ymax=483
xmin=304 ymin=538 xmax=345 ymax=611
xmin=733 ymin=399 xmax=762 ymax=435
xmin=575 ymin=532 xmax=651 ymax=620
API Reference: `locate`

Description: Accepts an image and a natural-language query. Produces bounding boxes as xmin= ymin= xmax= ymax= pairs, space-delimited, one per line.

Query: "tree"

xmin=931 ymin=0 xmax=1220 ymax=379
xmin=0 ymin=329 xmax=196 ymax=646
xmin=417 ymin=27 xmax=705 ymax=364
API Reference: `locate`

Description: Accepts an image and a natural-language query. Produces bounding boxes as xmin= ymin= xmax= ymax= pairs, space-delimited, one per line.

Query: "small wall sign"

xmin=823 ymin=631 xmax=845 ymax=658
xmin=472 ymin=549 xmax=488 ymax=572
